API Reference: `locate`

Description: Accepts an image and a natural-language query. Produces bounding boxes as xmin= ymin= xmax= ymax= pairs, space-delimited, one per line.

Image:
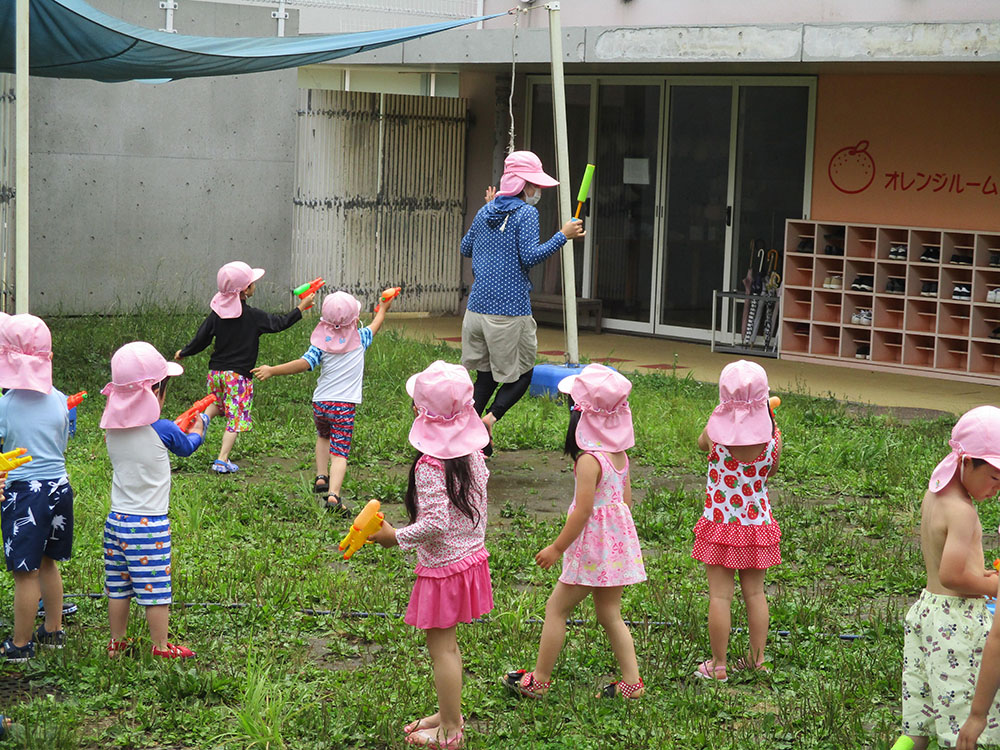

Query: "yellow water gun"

xmin=339 ymin=500 xmax=384 ymax=560
xmin=0 ymin=447 xmax=32 ymax=473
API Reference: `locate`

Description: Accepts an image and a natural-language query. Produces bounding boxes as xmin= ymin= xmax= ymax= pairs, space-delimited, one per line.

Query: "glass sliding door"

xmin=658 ymin=85 xmax=733 ymax=332
xmin=591 ymin=84 xmax=661 ymax=325
xmin=527 ymin=83 xmax=592 ymax=294
xmin=730 ymin=85 xmax=810 ymax=291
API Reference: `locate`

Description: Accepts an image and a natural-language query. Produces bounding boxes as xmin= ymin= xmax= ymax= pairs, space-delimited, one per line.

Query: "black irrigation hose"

xmin=62 ymin=593 xmax=867 ymax=640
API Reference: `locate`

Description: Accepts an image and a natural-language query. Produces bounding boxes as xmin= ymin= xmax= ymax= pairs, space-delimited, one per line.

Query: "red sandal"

xmin=501 ymin=669 xmax=550 ymax=698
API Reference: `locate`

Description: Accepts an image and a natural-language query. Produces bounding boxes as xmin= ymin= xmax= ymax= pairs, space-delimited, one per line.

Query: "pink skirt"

xmin=405 ymin=547 xmax=494 ymax=630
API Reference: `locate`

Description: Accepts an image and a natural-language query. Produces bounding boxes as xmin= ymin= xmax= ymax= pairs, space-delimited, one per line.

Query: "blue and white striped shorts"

xmin=103 ymin=512 xmax=172 ymax=606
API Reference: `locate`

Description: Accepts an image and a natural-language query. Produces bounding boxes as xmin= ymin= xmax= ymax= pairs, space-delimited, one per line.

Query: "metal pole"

xmin=545 ymin=2 xmax=579 ymax=364
xmin=15 ymin=0 xmax=29 ymax=313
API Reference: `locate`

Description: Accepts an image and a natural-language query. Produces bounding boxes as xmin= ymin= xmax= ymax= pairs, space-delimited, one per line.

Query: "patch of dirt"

xmin=305 ymin=634 xmax=382 ymax=672
xmin=843 ymin=403 xmax=951 ymax=423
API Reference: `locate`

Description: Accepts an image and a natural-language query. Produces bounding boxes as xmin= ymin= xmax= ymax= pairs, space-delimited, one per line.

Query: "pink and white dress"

xmin=395 ymin=451 xmax=494 ymax=630
xmin=559 ymin=452 xmax=646 ymax=588
xmin=691 ymin=429 xmax=781 ymax=570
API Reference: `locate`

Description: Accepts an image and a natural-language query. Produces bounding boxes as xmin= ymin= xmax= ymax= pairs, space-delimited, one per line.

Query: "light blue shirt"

xmin=0 ymin=388 xmax=69 ymax=480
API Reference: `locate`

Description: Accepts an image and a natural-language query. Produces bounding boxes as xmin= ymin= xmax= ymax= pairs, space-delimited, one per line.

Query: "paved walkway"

xmin=392 ymin=316 xmax=998 ymax=415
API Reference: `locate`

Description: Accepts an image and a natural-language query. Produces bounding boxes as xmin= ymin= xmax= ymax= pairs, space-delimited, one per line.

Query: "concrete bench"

xmin=531 ymin=294 xmax=603 ymax=334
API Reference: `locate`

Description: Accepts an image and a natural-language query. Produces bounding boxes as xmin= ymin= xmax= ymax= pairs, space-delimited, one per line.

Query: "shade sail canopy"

xmin=0 ymin=0 xmax=503 ymax=82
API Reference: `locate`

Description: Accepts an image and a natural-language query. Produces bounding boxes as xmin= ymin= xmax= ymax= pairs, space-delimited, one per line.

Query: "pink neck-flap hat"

xmin=311 ymin=292 xmax=362 ymax=354
xmin=497 ymin=150 xmax=560 ymax=197
xmin=706 ymin=360 xmax=772 ymax=446
xmin=0 ymin=314 xmax=53 ymax=393
xmin=929 ymin=405 xmax=1000 ymax=492
xmin=211 ymin=261 xmax=265 ymax=319
xmin=406 ymin=360 xmax=490 ymax=460
xmin=557 ymin=364 xmax=635 ymax=452
xmin=100 ymin=341 xmax=184 ymax=429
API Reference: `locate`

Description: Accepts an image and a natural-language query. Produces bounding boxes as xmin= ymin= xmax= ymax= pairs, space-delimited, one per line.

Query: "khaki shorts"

xmin=461 ymin=310 xmax=537 ymax=383
xmin=902 ymin=589 xmax=1000 ymax=746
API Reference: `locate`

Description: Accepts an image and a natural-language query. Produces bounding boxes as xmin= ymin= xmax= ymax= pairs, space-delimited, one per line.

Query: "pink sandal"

xmin=404 ymin=717 xmax=465 ymax=735
xmin=405 ymin=727 xmax=464 ymax=748
xmin=693 ymin=660 xmax=728 ymax=682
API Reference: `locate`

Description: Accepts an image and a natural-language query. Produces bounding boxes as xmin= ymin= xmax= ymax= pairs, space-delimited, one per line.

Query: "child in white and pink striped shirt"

xmin=371 ymin=360 xmax=492 ymax=749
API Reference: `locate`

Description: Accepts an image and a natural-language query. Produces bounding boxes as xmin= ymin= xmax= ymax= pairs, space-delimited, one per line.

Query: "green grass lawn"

xmin=0 ymin=312 xmax=987 ymax=748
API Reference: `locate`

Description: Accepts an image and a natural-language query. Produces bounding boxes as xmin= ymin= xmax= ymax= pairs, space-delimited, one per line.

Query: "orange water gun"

xmin=174 ymin=394 xmax=217 ymax=433
xmin=375 ymin=287 xmax=401 ymax=313
xmin=769 ymin=396 xmax=780 ymax=411
xmin=293 ymin=277 xmax=324 ymax=310
xmin=339 ymin=500 xmax=385 ymax=560
xmin=0 ymin=447 xmax=32 ymax=473
xmin=66 ymin=391 xmax=87 ymax=410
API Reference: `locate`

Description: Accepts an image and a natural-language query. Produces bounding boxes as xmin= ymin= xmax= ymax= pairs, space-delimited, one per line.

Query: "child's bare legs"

xmin=38 ymin=557 xmax=64 ymax=635
xmin=326 ymin=455 xmax=348 ymax=500
xmin=533 ymin=582 xmax=592 ymax=683
xmin=11 ymin=571 xmax=40 ymax=647
xmin=144 ymin=605 xmax=170 ymax=650
xmin=108 ymin=597 xmax=130 ymax=641
xmin=217 ymin=430 xmax=238 ymax=463
xmin=738 ymin=568 xmax=768 ymax=665
xmin=593 ymin=586 xmax=642 ymax=693
xmin=706 ymin=564 xmax=736 ymax=671
xmin=408 ymin=626 xmax=463 ymax=743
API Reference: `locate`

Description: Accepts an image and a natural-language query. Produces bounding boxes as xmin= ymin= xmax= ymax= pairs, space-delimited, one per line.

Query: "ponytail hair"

xmin=405 ymin=452 xmax=481 ymax=527
xmin=564 ymin=400 xmax=582 ymax=461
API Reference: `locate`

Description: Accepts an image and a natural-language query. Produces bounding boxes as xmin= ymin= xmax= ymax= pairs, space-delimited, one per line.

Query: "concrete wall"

xmin=28 ymin=0 xmax=299 ymax=314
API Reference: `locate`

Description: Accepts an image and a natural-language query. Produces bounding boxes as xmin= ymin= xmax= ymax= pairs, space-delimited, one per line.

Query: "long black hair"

xmin=564 ymin=400 xmax=582 ymax=461
xmin=404 ymin=452 xmax=481 ymax=527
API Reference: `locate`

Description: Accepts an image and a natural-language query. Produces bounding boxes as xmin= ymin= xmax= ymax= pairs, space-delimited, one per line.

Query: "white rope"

xmin=506 ymin=7 xmax=521 ymax=156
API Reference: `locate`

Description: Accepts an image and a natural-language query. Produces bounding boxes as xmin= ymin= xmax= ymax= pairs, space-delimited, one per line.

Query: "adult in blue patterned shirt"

xmin=460 ymin=151 xmax=585 ymax=454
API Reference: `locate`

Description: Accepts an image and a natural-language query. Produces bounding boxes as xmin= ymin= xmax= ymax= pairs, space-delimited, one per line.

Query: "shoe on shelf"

xmin=852 ymin=275 xmax=873 ymax=292
xmin=988 ymin=289 xmax=998 ymax=304
xmin=920 ymin=246 xmax=941 ymax=262
xmin=920 ymin=282 xmax=930 ymax=297
xmin=950 ymin=253 xmax=973 ymax=266
xmin=829 ymin=276 xmax=843 ymax=290
xmin=991 ymin=326 xmax=1000 ymax=340
xmin=797 ymin=238 xmax=814 ymax=252
xmin=991 ymin=252 xmax=1000 ymax=268
xmin=860 ymin=309 xmax=873 ymax=325
xmin=822 ymin=276 xmax=833 ymax=289
xmin=32 ymin=625 xmax=65 ymax=649
xmin=152 ymin=643 xmax=196 ymax=659
xmin=927 ymin=282 xmax=938 ymax=297
xmin=889 ymin=244 xmax=908 ymax=260
xmin=851 ymin=310 xmax=861 ymax=325
xmin=855 ymin=344 xmax=871 ymax=360
xmin=952 ymin=285 xmax=972 ymax=301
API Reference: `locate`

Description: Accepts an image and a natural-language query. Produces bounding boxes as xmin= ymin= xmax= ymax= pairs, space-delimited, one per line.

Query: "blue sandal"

xmin=212 ymin=459 xmax=239 ymax=474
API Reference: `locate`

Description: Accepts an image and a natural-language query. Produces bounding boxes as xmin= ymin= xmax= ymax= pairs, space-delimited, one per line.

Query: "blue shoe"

xmin=211 ymin=459 xmax=239 ymax=474
xmin=0 ymin=638 xmax=34 ymax=663
xmin=32 ymin=625 xmax=66 ymax=649
xmin=37 ymin=599 xmax=78 ymax=618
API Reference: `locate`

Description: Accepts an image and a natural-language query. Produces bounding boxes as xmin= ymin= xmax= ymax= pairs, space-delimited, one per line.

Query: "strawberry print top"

xmin=691 ymin=429 xmax=781 ymax=570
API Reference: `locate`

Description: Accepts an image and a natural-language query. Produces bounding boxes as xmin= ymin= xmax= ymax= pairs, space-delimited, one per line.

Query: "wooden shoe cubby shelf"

xmin=781 ymin=220 xmax=1000 ymax=384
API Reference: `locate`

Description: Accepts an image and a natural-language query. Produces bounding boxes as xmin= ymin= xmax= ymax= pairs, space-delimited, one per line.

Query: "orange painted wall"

xmin=812 ymin=74 xmax=1000 ymax=231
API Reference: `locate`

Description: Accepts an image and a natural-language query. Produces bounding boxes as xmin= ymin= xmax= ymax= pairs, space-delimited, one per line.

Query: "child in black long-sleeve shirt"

xmin=175 ymin=261 xmax=314 ymax=473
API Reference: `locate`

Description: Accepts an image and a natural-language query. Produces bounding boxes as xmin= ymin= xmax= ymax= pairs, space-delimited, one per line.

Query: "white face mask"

xmin=523 ymin=188 xmax=541 ymax=206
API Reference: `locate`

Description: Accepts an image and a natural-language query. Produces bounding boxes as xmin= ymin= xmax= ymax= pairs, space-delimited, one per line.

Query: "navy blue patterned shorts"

xmin=1 ymin=477 xmax=74 ymax=572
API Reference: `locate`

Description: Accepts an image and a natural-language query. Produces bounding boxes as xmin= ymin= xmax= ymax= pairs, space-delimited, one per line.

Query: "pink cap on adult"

xmin=0 ymin=314 xmax=53 ymax=394
xmin=311 ymin=292 xmax=362 ymax=354
xmin=211 ymin=261 xmax=265 ymax=319
xmin=100 ymin=341 xmax=184 ymax=429
xmin=406 ymin=360 xmax=490 ymax=460
xmin=558 ymin=364 xmax=635 ymax=452
xmin=705 ymin=360 xmax=773 ymax=446
xmin=496 ymin=150 xmax=559 ymax=197
xmin=929 ymin=405 xmax=1000 ymax=492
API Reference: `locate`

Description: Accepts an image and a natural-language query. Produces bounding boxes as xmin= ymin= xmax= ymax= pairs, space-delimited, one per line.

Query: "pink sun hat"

xmin=100 ymin=341 xmax=184 ymax=429
xmin=311 ymin=291 xmax=362 ymax=354
xmin=557 ymin=364 xmax=635 ymax=452
xmin=0 ymin=314 xmax=54 ymax=393
xmin=496 ymin=150 xmax=559 ymax=197
xmin=706 ymin=360 xmax=772 ymax=446
xmin=211 ymin=261 xmax=265 ymax=319
xmin=406 ymin=360 xmax=490 ymax=460
xmin=929 ymin=405 xmax=1000 ymax=493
